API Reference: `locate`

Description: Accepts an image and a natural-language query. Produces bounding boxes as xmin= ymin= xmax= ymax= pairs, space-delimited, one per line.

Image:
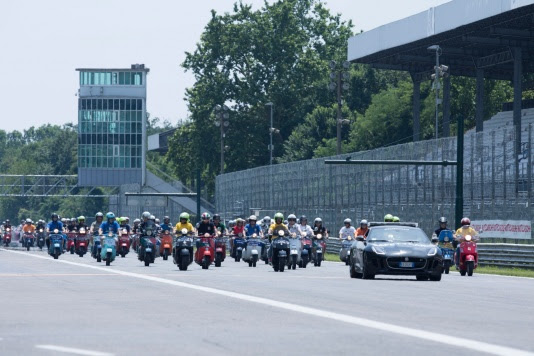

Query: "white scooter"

xmin=242 ymin=234 xmax=261 ymax=267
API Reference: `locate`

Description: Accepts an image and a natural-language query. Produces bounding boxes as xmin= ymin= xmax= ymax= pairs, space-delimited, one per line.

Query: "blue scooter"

xmin=232 ymin=234 xmax=247 ymax=262
xmin=438 ymin=230 xmax=454 ymax=274
xmin=101 ymin=233 xmax=117 ymax=266
xmin=48 ymin=231 xmax=63 ymax=259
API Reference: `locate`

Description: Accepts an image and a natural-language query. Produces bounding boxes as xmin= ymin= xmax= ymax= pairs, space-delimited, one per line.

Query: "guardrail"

xmin=325 ymin=240 xmax=534 ymax=270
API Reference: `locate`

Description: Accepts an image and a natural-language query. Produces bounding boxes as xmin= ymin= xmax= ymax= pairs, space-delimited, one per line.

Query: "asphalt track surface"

xmin=1 ymin=247 xmax=534 ymax=356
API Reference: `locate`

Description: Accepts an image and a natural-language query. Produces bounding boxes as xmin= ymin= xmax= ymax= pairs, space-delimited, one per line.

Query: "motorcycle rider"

xmin=434 ymin=217 xmax=449 ymax=238
xmin=355 ymin=219 xmax=369 ymax=238
xmin=22 ymin=218 xmax=36 ymax=233
xmin=245 ymin=215 xmax=263 ymax=238
xmin=99 ymin=212 xmax=120 ymax=235
xmin=132 ymin=218 xmax=141 ymax=234
xmin=312 ymin=218 xmax=328 ymax=238
xmin=174 ymin=213 xmax=195 ymax=234
xmin=36 ymin=219 xmax=46 ymax=231
xmin=212 ymin=214 xmax=228 ymax=235
xmin=197 ymin=212 xmax=216 ymax=236
xmin=261 ymin=216 xmax=271 ymax=232
xmin=3 ymin=219 xmax=11 ymax=231
xmin=267 ymin=213 xmax=290 ymax=238
xmin=77 ymin=216 xmax=88 ymax=231
xmin=454 ymin=217 xmax=479 ymax=265
xmin=297 ymin=215 xmax=313 ymax=237
xmin=159 ymin=216 xmax=172 ymax=233
xmin=286 ymin=214 xmax=299 ymax=237
xmin=139 ymin=211 xmax=156 ymax=235
xmin=339 ymin=218 xmax=356 ymax=239
xmin=230 ymin=218 xmax=246 ymax=257
xmin=46 ymin=213 xmax=64 ymax=249
xmin=66 ymin=218 xmax=78 ymax=232
xmin=118 ymin=217 xmax=131 ymax=234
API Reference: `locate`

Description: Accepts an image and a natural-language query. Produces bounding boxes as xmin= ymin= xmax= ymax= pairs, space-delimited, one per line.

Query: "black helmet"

xmin=163 ymin=216 xmax=170 ymax=223
xmin=213 ymin=214 xmax=221 ymax=221
xmin=51 ymin=213 xmax=58 ymax=220
xmin=300 ymin=215 xmax=307 ymax=223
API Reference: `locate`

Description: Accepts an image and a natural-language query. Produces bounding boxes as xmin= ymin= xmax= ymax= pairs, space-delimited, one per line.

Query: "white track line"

xmin=35 ymin=344 xmax=113 ymax=356
xmin=5 ymin=249 xmax=533 ymax=356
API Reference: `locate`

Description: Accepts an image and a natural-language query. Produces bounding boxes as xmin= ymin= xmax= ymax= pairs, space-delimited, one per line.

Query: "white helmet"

xmin=360 ymin=219 xmax=368 ymax=226
xmin=344 ymin=218 xmax=352 ymax=224
xmin=263 ymin=216 xmax=271 ymax=223
xmin=249 ymin=215 xmax=257 ymax=221
xmin=314 ymin=217 xmax=322 ymax=224
xmin=288 ymin=214 xmax=297 ymax=220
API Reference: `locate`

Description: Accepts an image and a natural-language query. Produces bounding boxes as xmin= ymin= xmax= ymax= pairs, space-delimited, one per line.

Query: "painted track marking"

xmin=35 ymin=344 xmax=114 ymax=356
xmin=4 ymin=249 xmax=534 ymax=356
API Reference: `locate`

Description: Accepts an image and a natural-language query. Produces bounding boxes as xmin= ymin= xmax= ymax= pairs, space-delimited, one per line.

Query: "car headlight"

xmin=427 ymin=247 xmax=438 ymax=256
xmin=371 ymin=245 xmax=385 ymax=255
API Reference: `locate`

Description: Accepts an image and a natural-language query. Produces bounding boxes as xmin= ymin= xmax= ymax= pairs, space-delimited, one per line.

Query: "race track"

xmin=1 ymin=248 xmax=533 ymax=356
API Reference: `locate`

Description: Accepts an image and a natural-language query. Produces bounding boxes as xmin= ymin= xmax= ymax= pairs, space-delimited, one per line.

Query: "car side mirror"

xmin=356 ymin=236 xmax=365 ymax=242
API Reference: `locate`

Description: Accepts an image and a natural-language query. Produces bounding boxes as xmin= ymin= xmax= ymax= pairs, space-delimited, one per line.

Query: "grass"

xmin=325 ymin=253 xmax=534 ymax=278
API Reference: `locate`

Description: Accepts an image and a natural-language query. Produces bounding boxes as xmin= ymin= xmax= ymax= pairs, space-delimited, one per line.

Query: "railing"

xmin=325 ymin=240 xmax=534 ymax=270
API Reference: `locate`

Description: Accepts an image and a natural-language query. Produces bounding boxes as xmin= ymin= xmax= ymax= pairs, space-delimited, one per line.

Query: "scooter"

xmin=438 ymin=230 xmax=454 ymax=274
xmin=36 ymin=228 xmax=46 ymax=250
xmin=66 ymin=232 xmax=77 ymax=254
xmin=455 ymin=235 xmax=478 ymax=276
xmin=174 ymin=229 xmax=194 ymax=271
xmin=75 ymin=228 xmax=89 ymax=257
xmin=243 ymin=234 xmax=261 ymax=267
xmin=159 ymin=230 xmax=173 ymax=261
xmin=299 ymin=234 xmax=312 ymax=268
xmin=261 ymin=237 xmax=271 ymax=265
xmin=3 ymin=228 xmax=12 ymax=247
xmin=312 ymin=234 xmax=326 ymax=267
xmin=269 ymin=230 xmax=290 ymax=272
xmin=214 ymin=233 xmax=226 ymax=267
xmin=231 ymin=234 xmax=246 ymax=262
xmin=100 ymin=233 xmax=117 ymax=266
xmin=22 ymin=232 xmax=35 ymax=251
xmin=138 ymin=229 xmax=157 ymax=267
xmin=195 ymin=233 xmax=215 ymax=270
xmin=339 ymin=236 xmax=353 ymax=265
xmin=118 ymin=229 xmax=131 ymax=258
xmin=287 ymin=233 xmax=303 ymax=270
xmin=48 ymin=230 xmax=63 ymax=259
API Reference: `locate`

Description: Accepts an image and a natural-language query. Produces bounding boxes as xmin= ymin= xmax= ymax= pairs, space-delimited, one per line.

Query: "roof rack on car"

xmin=368 ymin=222 xmax=418 ymax=228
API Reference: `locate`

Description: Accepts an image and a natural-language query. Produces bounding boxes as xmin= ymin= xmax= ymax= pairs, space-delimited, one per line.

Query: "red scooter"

xmin=455 ymin=235 xmax=478 ymax=276
xmin=195 ymin=233 xmax=215 ymax=269
xmin=159 ymin=230 xmax=173 ymax=261
xmin=3 ymin=228 xmax=12 ymax=247
xmin=118 ymin=229 xmax=131 ymax=257
xmin=66 ymin=232 xmax=77 ymax=254
xmin=75 ymin=228 xmax=89 ymax=257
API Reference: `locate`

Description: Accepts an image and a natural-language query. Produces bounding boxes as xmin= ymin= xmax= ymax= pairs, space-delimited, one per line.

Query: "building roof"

xmin=348 ymin=0 xmax=534 ymax=80
xmin=76 ymin=64 xmax=150 ymax=72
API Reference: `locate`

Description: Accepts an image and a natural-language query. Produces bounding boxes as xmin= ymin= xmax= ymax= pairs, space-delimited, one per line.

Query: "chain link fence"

xmin=216 ymin=125 xmax=534 ymax=241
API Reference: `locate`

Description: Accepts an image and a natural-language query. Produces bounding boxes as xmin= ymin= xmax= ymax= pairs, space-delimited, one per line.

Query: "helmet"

xmin=274 ymin=213 xmax=284 ymax=222
xmin=384 ymin=214 xmax=394 ymax=222
xmin=106 ymin=212 xmax=115 ymax=220
xmin=155 ymin=218 xmax=160 ymax=224
xmin=439 ymin=217 xmax=447 ymax=224
xmin=287 ymin=214 xmax=297 ymax=221
xmin=201 ymin=212 xmax=211 ymax=220
xmin=51 ymin=214 xmax=58 ymax=220
xmin=25 ymin=218 xmax=32 ymax=224
xmin=133 ymin=218 xmax=141 ymax=224
xmin=95 ymin=212 xmax=104 ymax=219
xmin=78 ymin=216 xmax=85 ymax=222
xmin=179 ymin=212 xmax=190 ymax=221
xmin=314 ymin=218 xmax=322 ymax=224
xmin=228 ymin=220 xmax=236 ymax=228
xmin=61 ymin=218 xmax=67 ymax=223
xmin=236 ymin=218 xmax=244 ymax=225
xmin=283 ymin=220 xmax=288 ymax=225
xmin=344 ymin=218 xmax=351 ymax=224
xmin=263 ymin=216 xmax=271 ymax=224
xmin=300 ymin=215 xmax=307 ymax=223
xmin=149 ymin=215 xmax=155 ymax=221
xmin=461 ymin=217 xmax=471 ymax=226
xmin=142 ymin=211 xmax=150 ymax=220
xmin=163 ymin=216 xmax=170 ymax=223
xmin=124 ymin=217 xmax=130 ymax=222
xmin=249 ymin=215 xmax=257 ymax=221
xmin=70 ymin=218 xmax=76 ymax=223
xmin=360 ymin=219 xmax=368 ymax=226
xmin=213 ymin=214 xmax=221 ymax=220
xmin=392 ymin=216 xmax=400 ymax=222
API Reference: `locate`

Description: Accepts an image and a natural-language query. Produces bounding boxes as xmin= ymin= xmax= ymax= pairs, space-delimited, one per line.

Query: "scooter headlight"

xmin=465 ymin=235 xmax=472 ymax=242
xmin=181 ymin=228 xmax=188 ymax=235
xmin=316 ymin=234 xmax=323 ymax=239
xmin=53 ymin=229 xmax=59 ymax=234
xmin=278 ymin=230 xmax=285 ymax=236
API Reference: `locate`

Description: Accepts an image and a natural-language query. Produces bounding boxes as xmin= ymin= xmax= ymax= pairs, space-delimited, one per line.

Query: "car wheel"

xmin=429 ymin=273 xmax=442 ymax=281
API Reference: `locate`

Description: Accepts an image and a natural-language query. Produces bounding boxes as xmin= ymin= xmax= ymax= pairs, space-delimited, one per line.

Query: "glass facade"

xmin=78 ymin=98 xmax=143 ymax=169
xmin=79 ymin=71 xmax=143 ymax=86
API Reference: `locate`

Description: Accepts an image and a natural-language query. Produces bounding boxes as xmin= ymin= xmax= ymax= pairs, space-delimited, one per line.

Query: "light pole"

xmin=265 ymin=102 xmax=279 ymax=166
xmin=428 ymin=45 xmax=448 ymax=140
xmin=329 ymin=60 xmax=351 ymax=155
xmin=214 ymin=105 xmax=230 ymax=174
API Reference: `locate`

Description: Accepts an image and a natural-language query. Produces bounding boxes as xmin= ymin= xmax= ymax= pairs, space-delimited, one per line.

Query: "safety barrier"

xmin=325 ymin=241 xmax=534 ymax=270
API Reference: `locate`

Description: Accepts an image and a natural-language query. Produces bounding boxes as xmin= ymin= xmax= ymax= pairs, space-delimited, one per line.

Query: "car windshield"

xmin=367 ymin=227 xmax=429 ymax=243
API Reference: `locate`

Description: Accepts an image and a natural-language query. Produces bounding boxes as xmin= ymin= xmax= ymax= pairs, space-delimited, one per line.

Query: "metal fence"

xmin=216 ymin=125 xmax=534 ymax=240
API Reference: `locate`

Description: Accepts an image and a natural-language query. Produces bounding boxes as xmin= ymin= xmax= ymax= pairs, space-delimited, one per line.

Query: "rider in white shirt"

xmin=339 ymin=218 xmax=356 ymax=239
xmin=296 ymin=216 xmax=314 ymax=237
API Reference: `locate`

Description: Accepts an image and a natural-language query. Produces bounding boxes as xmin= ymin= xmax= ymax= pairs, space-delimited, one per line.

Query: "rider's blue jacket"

xmin=244 ymin=224 xmax=262 ymax=237
xmin=47 ymin=221 xmax=63 ymax=233
xmin=100 ymin=221 xmax=120 ymax=235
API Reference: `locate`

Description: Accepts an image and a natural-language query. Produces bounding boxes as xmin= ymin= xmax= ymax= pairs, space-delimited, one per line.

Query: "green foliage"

xmin=0 ymin=124 xmax=107 ymax=222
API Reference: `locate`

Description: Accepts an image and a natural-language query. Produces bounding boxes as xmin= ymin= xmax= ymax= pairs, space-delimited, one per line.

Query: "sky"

xmin=0 ymin=0 xmax=450 ymax=133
